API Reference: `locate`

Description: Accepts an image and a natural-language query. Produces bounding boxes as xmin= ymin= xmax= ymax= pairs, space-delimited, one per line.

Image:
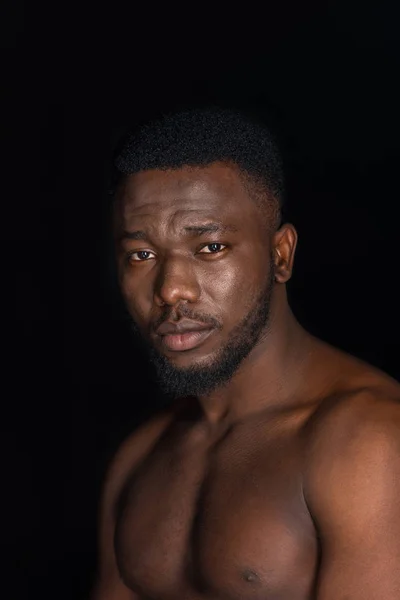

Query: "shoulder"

xmin=296 ymin=339 xmax=400 ymax=595
xmin=301 ymin=338 xmax=400 ymax=455
xmin=302 ymin=374 xmax=400 ymax=520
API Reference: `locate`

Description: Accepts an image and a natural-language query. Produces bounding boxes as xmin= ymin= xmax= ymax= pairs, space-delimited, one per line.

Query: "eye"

xmin=128 ymin=250 xmax=156 ymax=262
xmin=198 ymin=243 xmax=227 ymax=254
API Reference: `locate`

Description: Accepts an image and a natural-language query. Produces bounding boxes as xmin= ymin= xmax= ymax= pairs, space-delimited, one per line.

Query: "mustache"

xmin=151 ymin=305 xmax=222 ymax=332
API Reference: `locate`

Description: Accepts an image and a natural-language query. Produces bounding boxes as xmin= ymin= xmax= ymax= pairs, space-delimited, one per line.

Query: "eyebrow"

xmin=184 ymin=223 xmax=238 ymax=236
xmin=120 ymin=222 xmax=238 ymax=241
xmin=120 ymin=230 xmax=148 ymax=241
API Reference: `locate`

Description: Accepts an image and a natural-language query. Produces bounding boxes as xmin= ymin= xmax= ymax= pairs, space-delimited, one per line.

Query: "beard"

xmin=130 ymin=265 xmax=275 ymax=399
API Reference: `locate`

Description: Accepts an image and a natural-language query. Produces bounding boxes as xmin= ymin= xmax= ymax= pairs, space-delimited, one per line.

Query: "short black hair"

xmin=113 ymin=107 xmax=285 ymax=225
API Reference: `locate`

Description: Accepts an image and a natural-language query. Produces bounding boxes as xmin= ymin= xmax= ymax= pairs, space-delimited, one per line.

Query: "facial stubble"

xmin=130 ymin=264 xmax=276 ymax=399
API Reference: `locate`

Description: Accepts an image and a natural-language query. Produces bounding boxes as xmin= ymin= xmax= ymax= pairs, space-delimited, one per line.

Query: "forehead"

xmin=115 ymin=162 xmax=264 ymax=230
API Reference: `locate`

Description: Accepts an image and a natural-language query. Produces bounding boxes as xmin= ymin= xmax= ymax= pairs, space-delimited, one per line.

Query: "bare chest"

xmin=115 ymin=419 xmax=318 ymax=599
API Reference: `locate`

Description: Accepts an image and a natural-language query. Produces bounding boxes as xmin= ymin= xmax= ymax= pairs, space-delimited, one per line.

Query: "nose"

xmin=154 ymin=255 xmax=201 ymax=307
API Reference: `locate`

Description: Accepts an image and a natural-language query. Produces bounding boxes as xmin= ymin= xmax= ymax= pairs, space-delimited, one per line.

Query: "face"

xmin=114 ymin=162 xmax=292 ymax=398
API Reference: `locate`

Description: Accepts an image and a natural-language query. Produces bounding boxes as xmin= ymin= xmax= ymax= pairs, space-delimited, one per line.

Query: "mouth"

xmin=158 ymin=328 xmax=214 ymax=352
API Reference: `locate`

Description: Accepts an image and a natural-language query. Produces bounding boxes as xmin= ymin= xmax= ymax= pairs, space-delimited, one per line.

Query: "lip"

xmin=159 ymin=328 xmax=214 ymax=352
xmin=155 ymin=319 xmax=213 ymax=336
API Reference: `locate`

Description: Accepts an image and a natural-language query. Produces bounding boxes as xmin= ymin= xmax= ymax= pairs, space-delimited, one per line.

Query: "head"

xmin=112 ymin=108 xmax=297 ymax=398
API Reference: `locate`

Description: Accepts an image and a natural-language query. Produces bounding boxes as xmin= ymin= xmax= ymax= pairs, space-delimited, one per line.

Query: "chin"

xmin=162 ymin=349 xmax=218 ymax=370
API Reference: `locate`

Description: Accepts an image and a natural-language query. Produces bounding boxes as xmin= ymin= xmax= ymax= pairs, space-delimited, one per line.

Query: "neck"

xmin=195 ymin=292 xmax=312 ymax=427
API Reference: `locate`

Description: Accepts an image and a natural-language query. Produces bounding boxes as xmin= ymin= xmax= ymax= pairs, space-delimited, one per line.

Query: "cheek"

xmin=204 ymin=268 xmax=239 ymax=300
xmin=200 ymin=257 xmax=265 ymax=313
xmin=119 ymin=270 xmax=153 ymax=322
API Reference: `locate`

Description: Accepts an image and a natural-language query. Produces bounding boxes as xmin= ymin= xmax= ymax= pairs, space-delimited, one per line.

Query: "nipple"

xmin=242 ymin=568 xmax=259 ymax=583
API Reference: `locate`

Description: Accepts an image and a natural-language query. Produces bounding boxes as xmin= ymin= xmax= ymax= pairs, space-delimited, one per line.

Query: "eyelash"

xmin=127 ymin=243 xmax=228 ymax=263
xmin=199 ymin=242 xmax=227 ymax=254
xmin=128 ymin=250 xmax=156 ymax=262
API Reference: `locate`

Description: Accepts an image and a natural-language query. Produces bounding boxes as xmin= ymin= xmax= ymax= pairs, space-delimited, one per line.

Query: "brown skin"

xmin=92 ymin=162 xmax=400 ymax=599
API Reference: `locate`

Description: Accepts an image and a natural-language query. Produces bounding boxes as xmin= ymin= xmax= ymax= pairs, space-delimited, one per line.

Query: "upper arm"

xmin=305 ymin=395 xmax=400 ymax=599
xmin=91 ymin=409 xmax=174 ymax=600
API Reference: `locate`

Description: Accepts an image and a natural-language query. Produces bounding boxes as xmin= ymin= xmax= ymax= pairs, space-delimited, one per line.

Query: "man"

xmin=92 ymin=108 xmax=400 ymax=599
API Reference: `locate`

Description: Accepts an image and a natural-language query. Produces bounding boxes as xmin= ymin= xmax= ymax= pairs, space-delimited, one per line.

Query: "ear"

xmin=272 ymin=223 xmax=298 ymax=283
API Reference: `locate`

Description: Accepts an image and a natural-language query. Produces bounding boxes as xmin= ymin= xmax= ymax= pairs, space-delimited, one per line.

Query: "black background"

xmin=2 ymin=2 xmax=400 ymax=598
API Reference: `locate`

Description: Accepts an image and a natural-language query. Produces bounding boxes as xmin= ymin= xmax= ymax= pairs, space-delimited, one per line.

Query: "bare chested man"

xmin=92 ymin=108 xmax=400 ymax=599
